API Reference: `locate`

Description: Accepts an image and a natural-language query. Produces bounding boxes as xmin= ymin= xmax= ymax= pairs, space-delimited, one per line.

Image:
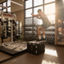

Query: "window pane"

xmin=34 ymin=6 xmax=43 ymax=14
xmin=50 ymin=15 xmax=55 ymax=24
xmin=3 ymin=9 xmax=6 ymax=12
xmin=46 ymin=15 xmax=55 ymax=24
xmin=34 ymin=0 xmax=43 ymax=6
xmin=3 ymin=2 xmax=6 ymax=7
xmin=46 ymin=15 xmax=51 ymax=22
xmin=44 ymin=3 xmax=55 ymax=15
xmin=25 ymin=18 xmax=32 ymax=25
xmin=25 ymin=0 xmax=32 ymax=9
xmin=7 ymin=0 xmax=11 ymax=6
xmin=45 ymin=0 xmax=55 ymax=3
xmin=26 ymin=9 xmax=32 ymax=17
xmin=8 ymin=7 xmax=11 ymax=12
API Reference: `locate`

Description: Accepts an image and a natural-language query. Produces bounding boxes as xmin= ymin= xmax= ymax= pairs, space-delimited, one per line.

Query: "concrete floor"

xmin=0 ymin=45 xmax=64 ymax=64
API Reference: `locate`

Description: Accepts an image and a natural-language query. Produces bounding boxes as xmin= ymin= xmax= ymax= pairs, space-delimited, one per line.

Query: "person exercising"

xmin=32 ymin=9 xmax=51 ymax=40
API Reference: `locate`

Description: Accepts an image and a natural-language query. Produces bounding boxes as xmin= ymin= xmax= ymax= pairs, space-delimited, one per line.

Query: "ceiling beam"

xmin=11 ymin=0 xmax=23 ymax=7
xmin=0 ymin=0 xmax=7 ymax=4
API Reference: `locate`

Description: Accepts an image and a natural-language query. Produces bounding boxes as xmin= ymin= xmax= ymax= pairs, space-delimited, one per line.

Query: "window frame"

xmin=1 ymin=0 xmax=11 ymax=13
xmin=25 ymin=0 xmax=55 ymax=24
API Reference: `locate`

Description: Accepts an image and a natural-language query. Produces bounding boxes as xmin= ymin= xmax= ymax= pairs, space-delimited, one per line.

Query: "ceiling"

xmin=0 ymin=0 xmax=24 ymax=3
xmin=0 ymin=0 xmax=7 ymax=3
xmin=11 ymin=0 xmax=24 ymax=12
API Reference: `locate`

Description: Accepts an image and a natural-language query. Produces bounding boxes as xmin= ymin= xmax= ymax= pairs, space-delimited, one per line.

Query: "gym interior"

xmin=0 ymin=0 xmax=64 ymax=64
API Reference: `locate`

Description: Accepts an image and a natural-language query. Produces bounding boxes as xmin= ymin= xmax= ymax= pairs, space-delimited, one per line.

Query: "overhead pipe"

xmin=11 ymin=0 xmax=23 ymax=7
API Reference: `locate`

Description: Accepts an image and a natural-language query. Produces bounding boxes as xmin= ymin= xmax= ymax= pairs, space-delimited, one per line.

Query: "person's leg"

xmin=37 ymin=27 xmax=41 ymax=40
xmin=42 ymin=27 xmax=46 ymax=39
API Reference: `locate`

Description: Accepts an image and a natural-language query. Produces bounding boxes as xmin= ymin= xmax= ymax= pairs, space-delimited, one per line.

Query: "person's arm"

xmin=32 ymin=14 xmax=41 ymax=19
xmin=32 ymin=14 xmax=39 ymax=17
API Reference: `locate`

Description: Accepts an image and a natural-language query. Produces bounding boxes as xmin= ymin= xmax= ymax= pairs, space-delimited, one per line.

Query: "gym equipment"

xmin=0 ymin=41 xmax=27 ymax=55
xmin=27 ymin=41 xmax=45 ymax=55
xmin=56 ymin=0 xmax=64 ymax=45
xmin=45 ymin=26 xmax=55 ymax=44
xmin=0 ymin=12 xmax=27 ymax=55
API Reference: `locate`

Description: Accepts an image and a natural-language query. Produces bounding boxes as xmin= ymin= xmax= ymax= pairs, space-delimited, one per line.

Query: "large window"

xmin=25 ymin=0 xmax=55 ymax=24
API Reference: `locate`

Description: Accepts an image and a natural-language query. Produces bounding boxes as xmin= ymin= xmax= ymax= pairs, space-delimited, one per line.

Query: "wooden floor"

xmin=0 ymin=44 xmax=64 ymax=64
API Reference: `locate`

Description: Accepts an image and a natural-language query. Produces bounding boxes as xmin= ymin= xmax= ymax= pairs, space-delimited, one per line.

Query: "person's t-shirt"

xmin=39 ymin=12 xmax=51 ymax=28
xmin=34 ymin=17 xmax=43 ymax=26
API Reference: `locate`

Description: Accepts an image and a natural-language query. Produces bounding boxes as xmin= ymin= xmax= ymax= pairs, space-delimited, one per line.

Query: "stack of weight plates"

xmin=27 ymin=41 xmax=45 ymax=55
xmin=0 ymin=42 xmax=27 ymax=55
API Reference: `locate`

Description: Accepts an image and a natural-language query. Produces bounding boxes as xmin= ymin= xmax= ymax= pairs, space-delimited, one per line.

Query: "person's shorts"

xmin=37 ymin=25 xmax=47 ymax=29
